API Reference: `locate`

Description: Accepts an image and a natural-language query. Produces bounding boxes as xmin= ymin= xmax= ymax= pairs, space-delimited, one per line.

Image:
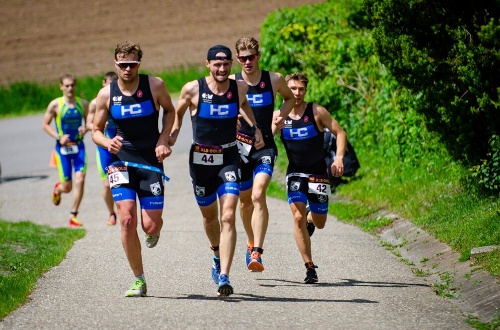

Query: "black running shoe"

xmin=305 ymin=205 xmax=315 ymax=237
xmin=304 ymin=263 xmax=318 ymax=284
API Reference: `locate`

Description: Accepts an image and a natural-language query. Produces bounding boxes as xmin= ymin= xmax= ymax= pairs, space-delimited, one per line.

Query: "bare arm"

xmin=170 ymin=80 xmax=197 ymax=146
xmin=79 ymin=98 xmax=89 ymax=137
xmin=151 ymin=76 xmax=175 ymax=162
xmin=314 ymin=104 xmax=347 ymax=176
xmin=92 ymin=85 xmax=123 ymax=153
xmin=236 ymin=80 xmax=265 ymax=150
xmin=86 ymin=98 xmax=97 ymax=131
xmin=271 ymin=72 xmax=295 ymax=129
xmin=271 ymin=110 xmax=282 ymax=136
xmin=42 ymin=99 xmax=72 ymax=146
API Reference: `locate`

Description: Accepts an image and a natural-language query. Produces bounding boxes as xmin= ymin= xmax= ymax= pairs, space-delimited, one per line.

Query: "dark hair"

xmin=285 ymin=72 xmax=309 ymax=88
xmin=59 ymin=73 xmax=76 ymax=85
xmin=103 ymin=71 xmax=118 ymax=81
xmin=114 ymin=41 xmax=143 ymax=61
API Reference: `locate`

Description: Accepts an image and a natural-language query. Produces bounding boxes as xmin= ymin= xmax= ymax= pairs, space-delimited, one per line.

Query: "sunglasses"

xmin=237 ymin=54 xmax=258 ymax=63
xmin=115 ymin=61 xmax=141 ymax=69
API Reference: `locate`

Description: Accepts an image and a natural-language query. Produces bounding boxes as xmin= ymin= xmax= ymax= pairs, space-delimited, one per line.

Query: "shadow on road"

xmin=0 ymin=174 xmax=48 ymax=184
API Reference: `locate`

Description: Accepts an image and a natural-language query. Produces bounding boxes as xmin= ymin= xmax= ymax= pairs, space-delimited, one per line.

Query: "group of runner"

xmin=42 ymin=37 xmax=347 ymax=297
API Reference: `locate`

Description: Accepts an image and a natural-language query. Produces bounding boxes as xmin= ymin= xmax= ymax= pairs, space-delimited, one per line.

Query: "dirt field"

xmin=1 ymin=0 xmax=323 ymax=86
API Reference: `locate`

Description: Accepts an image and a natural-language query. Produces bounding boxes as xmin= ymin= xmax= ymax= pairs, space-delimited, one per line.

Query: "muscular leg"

xmin=218 ymin=193 xmax=238 ymax=276
xmin=103 ymin=179 xmax=115 ymax=215
xmin=117 ymin=200 xmax=143 ymax=276
xmin=239 ymin=188 xmax=254 ymax=246
xmin=141 ymin=208 xmax=163 ymax=236
xmin=199 ymin=202 xmax=221 ymax=258
xmin=70 ymin=171 xmax=85 ymax=213
xmin=290 ymin=202 xmax=312 ymax=263
xmin=250 ymin=173 xmax=271 ymax=250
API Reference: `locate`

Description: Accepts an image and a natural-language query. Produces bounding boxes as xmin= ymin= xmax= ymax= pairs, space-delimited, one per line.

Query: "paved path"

xmin=0 ymin=114 xmax=471 ymax=329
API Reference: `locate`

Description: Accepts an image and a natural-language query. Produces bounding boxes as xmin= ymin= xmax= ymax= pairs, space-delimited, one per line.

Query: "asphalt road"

xmin=0 ymin=113 xmax=471 ymax=329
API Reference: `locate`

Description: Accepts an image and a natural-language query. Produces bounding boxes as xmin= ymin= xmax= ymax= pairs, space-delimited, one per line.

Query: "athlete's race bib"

xmin=193 ymin=144 xmax=223 ymax=165
xmin=308 ymin=175 xmax=331 ymax=195
xmin=107 ymin=164 xmax=129 ymax=188
xmin=60 ymin=145 xmax=79 ymax=155
xmin=236 ymin=131 xmax=254 ymax=157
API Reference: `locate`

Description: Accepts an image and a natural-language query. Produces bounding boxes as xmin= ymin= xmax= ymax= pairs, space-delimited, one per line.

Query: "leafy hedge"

xmin=260 ymin=0 xmax=500 ymax=193
xmin=364 ymin=0 xmax=500 ymax=193
xmin=261 ymin=0 xmax=446 ymax=169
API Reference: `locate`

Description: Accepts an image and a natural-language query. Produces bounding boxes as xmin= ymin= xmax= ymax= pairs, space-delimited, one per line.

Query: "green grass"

xmin=0 ymin=220 xmax=85 ymax=320
xmin=270 ymin=135 xmax=500 ymax=278
xmin=0 ymin=65 xmax=209 ymax=118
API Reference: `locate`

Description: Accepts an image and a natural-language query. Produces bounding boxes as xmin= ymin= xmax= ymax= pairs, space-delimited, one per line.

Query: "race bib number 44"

xmin=193 ymin=144 xmax=223 ymax=165
xmin=108 ymin=164 xmax=129 ymax=188
xmin=308 ymin=175 xmax=331 ymax=195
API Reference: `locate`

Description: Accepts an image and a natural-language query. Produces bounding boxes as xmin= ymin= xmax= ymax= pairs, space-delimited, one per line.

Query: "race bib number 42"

xmin=193 ymin=144 xmax=223 ymax=165
xmin=308 ymin=175 xmax=331 ymax=195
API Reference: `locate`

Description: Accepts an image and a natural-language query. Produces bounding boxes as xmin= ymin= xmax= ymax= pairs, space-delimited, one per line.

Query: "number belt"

xmin=109 ymin=161 xmax=170 ymax=182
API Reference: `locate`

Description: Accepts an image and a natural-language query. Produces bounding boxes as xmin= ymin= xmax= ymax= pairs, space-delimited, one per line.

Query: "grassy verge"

xmin=270 ymin=137 xmax=500 ymax=277
xmin=0 ymin=65 xmax=209 ymax=118
xmin=0 ymin=220 xmax=85 ymax=320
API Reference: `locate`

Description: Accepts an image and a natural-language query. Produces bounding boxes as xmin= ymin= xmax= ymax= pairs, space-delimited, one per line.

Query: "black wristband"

xmin=251 ymin=124 xmax=260 ymax=133
xmin=56 ymin=136 xmax=60 ymax=141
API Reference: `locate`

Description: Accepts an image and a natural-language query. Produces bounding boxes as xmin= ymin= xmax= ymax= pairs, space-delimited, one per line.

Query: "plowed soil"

xmin=1 ymin=0 xmax=322 ymax=86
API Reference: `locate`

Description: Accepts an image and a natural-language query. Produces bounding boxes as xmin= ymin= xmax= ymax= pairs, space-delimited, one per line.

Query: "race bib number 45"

xmin=193 ymin=144 xmax=223 ymax=165
xmin=308 ymin=175 xmax=331 ymax=195
xmin=107 ymin=164 xmax=129 ymax=188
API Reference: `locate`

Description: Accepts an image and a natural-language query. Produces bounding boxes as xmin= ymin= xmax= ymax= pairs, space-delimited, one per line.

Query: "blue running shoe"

xmin=217 ymin=274 xmax=233 ymax=296
xmin=247 ymin=251 xmax=264 ymax=272
xmin=245 ymin=246 xmax=252 ymax=268
xmin=211 ymin=257 xmax=220 ymax=284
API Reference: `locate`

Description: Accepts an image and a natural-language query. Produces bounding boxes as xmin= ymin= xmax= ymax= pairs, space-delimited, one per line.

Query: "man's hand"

xmin=274 ymin=115 xmax=286 ymax=130
xmin=253 ymin=129 xmax=265 ymax=150
xmin=107 ymin=136 xmax=123 ymax=154
xmin=155 ymin=144 xmax=172 ymax=162
xmin=330 ymin=157 xmax=344 ymax=177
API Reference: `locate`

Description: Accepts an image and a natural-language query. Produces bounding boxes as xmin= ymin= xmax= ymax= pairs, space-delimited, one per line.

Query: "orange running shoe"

xmin=52 ymin=182 xmax=61 ymax=206
xmin=247 ymin=250 xmax=264 ymax=272
xmin=106 ymin=213 xmax=117 ymax=226
xmin=69 ymin=216 xmax=83 ymax=227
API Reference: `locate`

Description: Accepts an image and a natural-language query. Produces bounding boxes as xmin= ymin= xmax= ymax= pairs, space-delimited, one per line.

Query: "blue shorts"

xmin=54 ymin=141 xmax=87 ymax=183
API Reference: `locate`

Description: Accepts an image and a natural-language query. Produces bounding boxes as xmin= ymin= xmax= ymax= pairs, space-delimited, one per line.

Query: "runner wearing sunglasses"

xmin=92 ymin=41 xmax=176 ymax=298
xmin=230 ymin=37 xmax=295 ymax=272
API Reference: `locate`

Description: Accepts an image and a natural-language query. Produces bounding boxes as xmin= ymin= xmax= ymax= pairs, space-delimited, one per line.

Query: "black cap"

xmin=207 ymin=45 xmax=232 ymax=61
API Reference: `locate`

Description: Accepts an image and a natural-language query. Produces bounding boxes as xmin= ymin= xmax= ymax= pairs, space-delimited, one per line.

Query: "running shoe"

xmin=304 ymin=263 xmax=318 ymax=284
xmin=106 ymin=213 xmax=117 ymax=226
xmin=245 ymin=245 xmax=252 ymax=268
xmin=217 ymin=274 xmax=233 ymax=296
xmin=305 ymin=204 xmax=315 ymax=237
xmin=52 ymin=182 xmax=61 ymax=206
xmin=124 ymin=279 xmax=147 ymax=297
xmin=212 ymin=257 xmax=221 ymax=284
xmin=145 ymin=233 xmax=160 ymax=248
xmin=69 ymin=216 xmax=83 ymax=227
xmin=247 ymin=251 xmax=264 ymax=272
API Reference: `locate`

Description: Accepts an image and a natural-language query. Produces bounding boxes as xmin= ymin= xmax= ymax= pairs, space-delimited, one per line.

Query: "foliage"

xmin=0 ymin=65 xmax=207 ymax=118
xmin=471 ymin=135 xmax=500 ymax=194
xmin=262 ymin=0 xmax=499 ymax=277
xmin=363 ymin=0 xmax=500 ymax=191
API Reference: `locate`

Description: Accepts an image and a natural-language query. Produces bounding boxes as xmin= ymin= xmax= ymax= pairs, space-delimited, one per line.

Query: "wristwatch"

xmin=251 ymin=123 xmax=260 ymax=133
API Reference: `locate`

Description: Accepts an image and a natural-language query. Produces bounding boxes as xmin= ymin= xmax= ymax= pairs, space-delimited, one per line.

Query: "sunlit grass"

xmin=0 ymin=220 xmax=85 ymax=320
